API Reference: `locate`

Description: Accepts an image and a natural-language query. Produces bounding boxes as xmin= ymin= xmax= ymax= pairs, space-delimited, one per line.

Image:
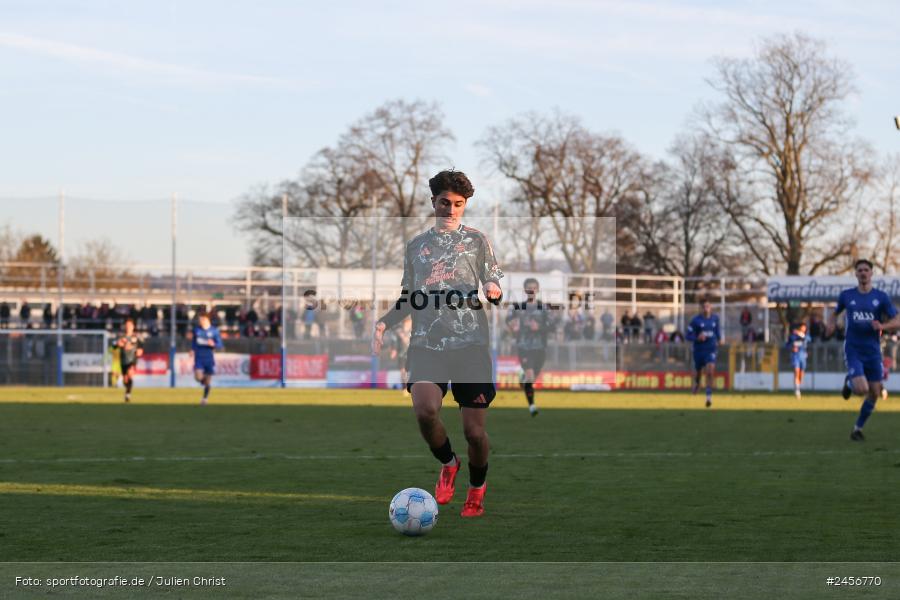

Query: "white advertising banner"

xmin=62 ymin=353 xmax=105 ymax=374
xmin=733 ymin=372 xmax=774 ymax=391
xmin=133 ymin=353 xmax=268 ymax=388
xmin=767 ymin=276 xmax=900 ymax=302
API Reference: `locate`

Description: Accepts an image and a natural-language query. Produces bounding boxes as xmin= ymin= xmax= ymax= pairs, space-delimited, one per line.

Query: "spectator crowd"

xmin=0 ymin=299 xmax=288 ymax=338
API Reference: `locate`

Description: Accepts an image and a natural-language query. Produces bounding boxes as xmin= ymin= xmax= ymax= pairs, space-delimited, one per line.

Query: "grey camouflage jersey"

xmin=117 ymin=334 xmax=142 ymax=364
xmin=507 ymin=301 xmax=557 ymax=351
xmin=380 ymin=225 xmax=503 ymax=351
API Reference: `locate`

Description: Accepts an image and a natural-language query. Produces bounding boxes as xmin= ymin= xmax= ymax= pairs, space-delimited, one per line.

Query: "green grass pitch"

xmin=1 ymin=387 xmax=899 ymax=599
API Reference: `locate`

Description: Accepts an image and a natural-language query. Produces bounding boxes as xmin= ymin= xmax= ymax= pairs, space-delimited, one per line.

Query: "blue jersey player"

xmin=191 ymin=311 xmax=223 ymax=405
xmin=686 ymin=298 xmax=721 ymax=407
xmin=826 ymin=259 xmax=900 ymax=441
xmin=785 ymin=322 xmax=809 ymax=399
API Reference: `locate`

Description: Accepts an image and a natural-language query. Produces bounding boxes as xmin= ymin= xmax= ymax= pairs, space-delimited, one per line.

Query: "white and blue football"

xmin=389 ymin=487 xmax=438 ymax=536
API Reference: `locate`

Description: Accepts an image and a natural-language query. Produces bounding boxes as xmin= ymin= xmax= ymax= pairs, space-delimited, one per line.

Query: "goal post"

xmin=0 ymin=329 xmax=111 ymax=387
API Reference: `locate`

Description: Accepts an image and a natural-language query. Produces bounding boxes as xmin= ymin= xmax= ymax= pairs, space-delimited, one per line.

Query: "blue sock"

xmin=855 ymin=399 xmax=875 ymax=430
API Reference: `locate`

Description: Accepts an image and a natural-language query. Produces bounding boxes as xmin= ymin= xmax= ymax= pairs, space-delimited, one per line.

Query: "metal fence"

xmin=0 ymin=262 xmax=774 ymax=335
xmin=0 ymin=324 xmax=861 ymax=389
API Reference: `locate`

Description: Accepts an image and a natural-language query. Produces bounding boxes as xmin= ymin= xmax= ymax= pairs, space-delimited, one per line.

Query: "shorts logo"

xmin=473 ymin=394 xmax=487 ymax=404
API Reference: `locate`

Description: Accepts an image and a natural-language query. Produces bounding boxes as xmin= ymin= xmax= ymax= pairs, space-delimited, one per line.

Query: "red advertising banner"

xmin=496 ymin=356 xmax=729 ymax=390
xmin=250 ymin=354 xmax=329 ymax=380
xmin=611 ymin=371 xmax=729 ymax=390
xmin=135 ymin=353 xmax=169 ymax=376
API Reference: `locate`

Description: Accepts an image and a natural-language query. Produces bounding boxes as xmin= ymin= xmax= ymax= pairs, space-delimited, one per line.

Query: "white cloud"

xmin=0 ymin=32 xmax=299 ymax=88
xmin=464 ymin=83 xmax=493 ymax=98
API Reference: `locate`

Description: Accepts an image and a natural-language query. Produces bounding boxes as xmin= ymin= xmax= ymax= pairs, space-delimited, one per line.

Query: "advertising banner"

xmin=496 ymin=356 xmax=729 ymax=390
xmin=250 ymin=354 xmax=329 ymax=380
xmin=767 ymin=275 xmax=900 ymax=302
xmin=62 ymin=353 xmax=105 ymax=374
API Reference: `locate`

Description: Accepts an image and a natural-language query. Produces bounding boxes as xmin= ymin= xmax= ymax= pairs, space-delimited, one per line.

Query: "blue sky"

xmin=1 ymin=0 xmax=898 ymax=265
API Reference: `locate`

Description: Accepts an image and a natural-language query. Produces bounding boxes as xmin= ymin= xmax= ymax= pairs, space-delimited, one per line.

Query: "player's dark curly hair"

xmin=429 ymin=169 xmax=474 ymax=199
xmin=854 ymin=258 xmax=874 ymax=270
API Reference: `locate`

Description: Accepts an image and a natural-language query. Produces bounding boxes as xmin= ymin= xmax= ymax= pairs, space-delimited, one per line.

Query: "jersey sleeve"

xmin=190 ymin=329 xmax=199 ymax=352
xmin=834 ymin=291 xmax=846 ymax=316
xmin=478 ymin=232 xmax=504 ymax=285
xmin=378 ymin=241 xmax=414 ymax=328
xmin=214 ymin=329 xmax=224 ymax=349
xmin=714 ymin=317 xmax=722 ymax=342
xmin=685 ymin=317 xmax=697 ymax=342
xmin=881 ymin=292 xmax=897 ymax=320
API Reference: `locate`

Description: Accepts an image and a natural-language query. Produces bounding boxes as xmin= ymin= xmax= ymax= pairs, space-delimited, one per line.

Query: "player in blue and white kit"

xmin=785 ymin=322 xmax=809 ymax=400
xmin=191 ymin=311 xmax=224 ymax=405
xmin=686 ymin=298 xmax=721 ymax=407
xmin=826 ymin=259 xmax=900 ymax=441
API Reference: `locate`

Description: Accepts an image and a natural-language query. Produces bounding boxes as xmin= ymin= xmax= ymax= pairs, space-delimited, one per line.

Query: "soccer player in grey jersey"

xmin=506 ymin=278 xmax=557 ymax=416
xmin=373 ymin=170 xmax=502 ymax=518
xmin=115 ymin=318 xmax=143 ymax=402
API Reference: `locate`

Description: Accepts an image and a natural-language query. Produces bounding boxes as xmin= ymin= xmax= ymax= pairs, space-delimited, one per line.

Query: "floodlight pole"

xmin=169 ymin=192 xmax=177 ymax=388
xmin=56 ymin=190 xmax=65 ymax=386
xmin=370 ymin=195 xmax=379 ymax=389
xmin=720 ymin=277 xmax=726 ymax=342
xmin=280 ymin=193 xmax=287 ymax=389
xmin=491 ymin=204 xmax=499 ymax=385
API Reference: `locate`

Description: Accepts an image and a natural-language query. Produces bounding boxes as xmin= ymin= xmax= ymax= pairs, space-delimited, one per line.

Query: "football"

xmin=388 ymin=488 xmax=438 ymax=536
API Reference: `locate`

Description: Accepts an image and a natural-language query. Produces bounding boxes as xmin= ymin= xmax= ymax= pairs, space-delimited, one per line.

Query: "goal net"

xmin=0 ymin=329 xmax=111 ymax=387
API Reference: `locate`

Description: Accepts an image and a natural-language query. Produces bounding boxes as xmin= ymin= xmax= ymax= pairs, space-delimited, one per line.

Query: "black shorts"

xmin=517 ymin=349 xmax=546 ymax=375
xmin=406 ymin=345 xmax=496 ymax=409
xmin=121 ymin=361 xmax=136 ymax=374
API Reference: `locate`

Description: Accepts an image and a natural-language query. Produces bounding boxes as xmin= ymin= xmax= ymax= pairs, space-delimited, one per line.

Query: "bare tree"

xmin=635 ymin=135 xmax=743 ymax=279
xmin=703 ymin=32 xmax=873 ymax=276
xmin=0 ymin=223 xmax=20 ymax=260
xmin=479 ymin=111 xmax=646 ymax=274
xmin=68 ymin=239 xmax=136 ymax=290
xmin=341 ymin=99 xmax=454 ymax=218
xmin=233 ymin=180 xmax=301 ymax=267
xmin=490 ymin=206 xmax=552 ymax=272
xmin=233 ymin=150 xmax=384 ymax=268
xmin=869 ymin=155 xmax=900 ymax=272
xmin=234 ymin=99 xmax=452 ymax=267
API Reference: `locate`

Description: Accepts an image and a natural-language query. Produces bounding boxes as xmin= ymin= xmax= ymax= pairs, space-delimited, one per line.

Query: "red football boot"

xmin=460 ymin=484 xmax=487 ymax=517
xmin=434 ymin=457 xmax=460 ymax=505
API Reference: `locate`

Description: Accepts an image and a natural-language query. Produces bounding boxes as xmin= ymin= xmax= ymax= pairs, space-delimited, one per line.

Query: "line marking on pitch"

xmin=1 ymin=448 xmax=898 ymax=465
xmin=0 ymin=481 xmax=380 ymax=503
